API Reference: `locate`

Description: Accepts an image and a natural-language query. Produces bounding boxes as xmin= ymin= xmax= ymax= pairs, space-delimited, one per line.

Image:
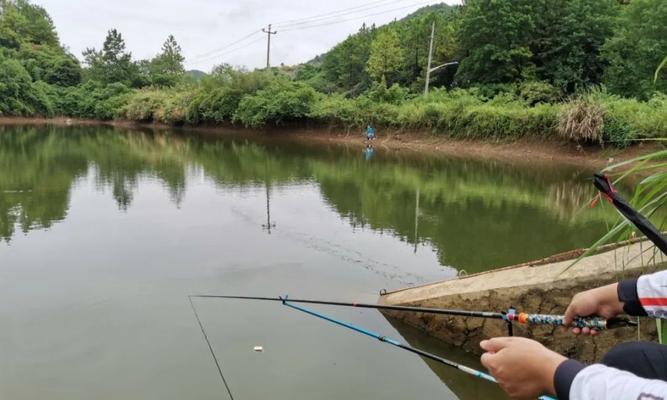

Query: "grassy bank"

xmin=3 ymin=69 xmax=666 ymax=149
xmin=110 ymin=76 xmax=667 ymax=148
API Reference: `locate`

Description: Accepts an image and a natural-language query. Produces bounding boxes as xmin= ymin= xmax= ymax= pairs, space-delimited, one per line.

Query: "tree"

xmin=83 ymin=29 xmax=139 ymax=86
xmin=602 ymin=0 xmax=667 ymax=98
xmin=0 ymin=54 xmax=52 ymax=116
xmin=0 ymin=0 xmax=58 ymax=47
xmin=455 ymin=0 xmax=618 ymax=92
xmin=393 ymin=9 xmax=461 ymax=89
xmin=18 ymin=45 xmax=81 ymax=86
xmin=321 ymin=25 xmax=375 ymax=93
xmin=529 ymin=0 xmax=617 ymax=93
xmin=366 ymin=29 xmax=404 ymax=84
xmin=455 ymin=0 xmax=535 ymax=85
xmin=148 ymin=34 xmax=184 ymax=87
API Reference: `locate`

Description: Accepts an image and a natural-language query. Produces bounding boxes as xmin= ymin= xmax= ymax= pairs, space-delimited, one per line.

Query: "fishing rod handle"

xmin=507 ymin=313 xmax=635 ymax=330
xmin=527 ymin=314 xmax=606 ymax=330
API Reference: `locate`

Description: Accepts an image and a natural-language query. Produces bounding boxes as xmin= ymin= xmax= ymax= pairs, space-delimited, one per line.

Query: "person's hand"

xmin=563 ymin=283 xmax=624 ymax=335
xmin=480 ymin=337 xmax=566 ymax=400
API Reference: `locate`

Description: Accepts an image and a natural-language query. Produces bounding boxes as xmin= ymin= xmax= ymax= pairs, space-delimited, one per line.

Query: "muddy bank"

xmin=0 ymin=117 xmax=660 ymax=169
xmin=379 ymin=239 xmax=665 ymax=363
xmin=283 ymin=128 xmax=661 ymax=170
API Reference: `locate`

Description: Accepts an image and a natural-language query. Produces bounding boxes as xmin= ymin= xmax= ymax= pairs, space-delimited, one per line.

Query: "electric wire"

xmin=190 ymin=30 xmax=262 ymax=61
xmin=279 ymin=1 xmax=439 ymax=33
xmin=191 ymin=36 xmax=265 ymax=66
xmin=272 ymin=0 xmax=398 ymax=26
xmin=273 ymin=0 xmax=408 ymax=29
xmin=190 ymin=0 xmax=438 ymax=63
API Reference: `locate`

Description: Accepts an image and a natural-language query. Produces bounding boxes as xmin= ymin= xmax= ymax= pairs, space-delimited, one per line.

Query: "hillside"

xmin=185 ymin=69 xmax=207 ymax=80
xmin=299 ymin=2 xmax=458 ymax=94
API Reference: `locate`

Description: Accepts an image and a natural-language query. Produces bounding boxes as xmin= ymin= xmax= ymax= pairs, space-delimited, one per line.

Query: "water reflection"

xmin=0 ymin=124 xmax=626 ymax=400
xmin=385 ymin=316 xmax=506 ymax=399
xmin=0 ymin=124 xmax=615 ymax=271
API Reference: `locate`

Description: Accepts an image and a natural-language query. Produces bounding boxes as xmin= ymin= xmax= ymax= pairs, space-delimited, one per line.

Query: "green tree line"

xmin=0 ymin=0 xmax=665 ymax=147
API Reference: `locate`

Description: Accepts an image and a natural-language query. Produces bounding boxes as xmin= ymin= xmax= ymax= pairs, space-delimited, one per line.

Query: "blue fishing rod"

xmin=277 ymin=296 xmax=557 ymax=400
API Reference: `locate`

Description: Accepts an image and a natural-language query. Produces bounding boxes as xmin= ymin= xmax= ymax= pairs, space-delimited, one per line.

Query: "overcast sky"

xmin=34 ymin=0 xmax=459 ymax=72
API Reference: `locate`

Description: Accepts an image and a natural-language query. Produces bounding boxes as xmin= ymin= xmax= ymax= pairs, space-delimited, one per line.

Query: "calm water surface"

xmin=0 ymin=125 xmax=615 ymax=400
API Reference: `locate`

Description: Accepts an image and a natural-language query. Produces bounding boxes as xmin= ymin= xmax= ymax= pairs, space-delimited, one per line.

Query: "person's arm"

xmin=480 ymin=338 xmax=667 ymax=400
xmin=564 ymin=270 xmax=667 ymax=335
xmin=621 ymin=269 xmax=667 ymax=318
xmin=555 ymin=361 xmax=667 ymax=400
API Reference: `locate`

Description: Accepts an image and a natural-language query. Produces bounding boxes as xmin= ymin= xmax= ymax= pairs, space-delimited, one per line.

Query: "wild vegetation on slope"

xmin=0 ymin=0 xmax=665 ymax=147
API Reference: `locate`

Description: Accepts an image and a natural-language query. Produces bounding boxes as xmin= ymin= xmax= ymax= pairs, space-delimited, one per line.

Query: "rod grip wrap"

xmin=518 ymin=313 xmax=607 ymax=330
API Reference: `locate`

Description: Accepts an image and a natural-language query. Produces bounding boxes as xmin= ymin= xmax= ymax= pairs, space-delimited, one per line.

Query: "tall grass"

xmin=89 ymin=76 xmax=667 ymax=146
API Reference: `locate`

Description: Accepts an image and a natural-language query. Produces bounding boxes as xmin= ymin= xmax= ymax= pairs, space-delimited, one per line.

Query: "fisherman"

xmin=366 ymin=124 xmax=375 ymax=141
xmin=481 ymin=270 xmax=667 ymax=399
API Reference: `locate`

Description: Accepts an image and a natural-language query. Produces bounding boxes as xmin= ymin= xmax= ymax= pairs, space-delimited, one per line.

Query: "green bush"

xmin=233 ymin=80 xmax=318 ymax=127
xmin=120 ymin=88 xmax=190 ymax=125
xmin=364 ymin=79 xmax=410 ymax=104
xmin=187 ymin=67 xmax=276 ymax=124
xmin=56 ymin=81 xmax=132 ymax=120
xmin=519 ymin=81 xmax=562 ymax=105
xmin=120 ymin=90 xmax=168 ymax=122
xmin=29 ymin=80 xmax=55 ymax=116
xmin=0 ymin=55 xmax=54 ymax=116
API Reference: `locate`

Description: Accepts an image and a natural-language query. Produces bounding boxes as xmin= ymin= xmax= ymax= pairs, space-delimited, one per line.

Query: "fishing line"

xmin=188 ymin=296 xmax=235 ymax=400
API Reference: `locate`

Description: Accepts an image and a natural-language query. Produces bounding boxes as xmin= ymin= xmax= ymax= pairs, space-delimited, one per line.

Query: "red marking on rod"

xmin=604 ymin=175 xmax=618 ymax=194
xmin=600 ymin=175 xmax=617 ymax=203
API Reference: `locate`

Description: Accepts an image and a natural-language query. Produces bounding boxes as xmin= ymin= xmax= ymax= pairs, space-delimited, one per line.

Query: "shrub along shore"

xmin=5 ymin=73 xmax=667 ymax=149
xmin=115 ymin=78 xmax=666 ymax=148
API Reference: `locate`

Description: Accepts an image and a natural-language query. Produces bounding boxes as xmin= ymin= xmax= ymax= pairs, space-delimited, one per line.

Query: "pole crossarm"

xmin=428 ymin=61 xmax=459 ymax=74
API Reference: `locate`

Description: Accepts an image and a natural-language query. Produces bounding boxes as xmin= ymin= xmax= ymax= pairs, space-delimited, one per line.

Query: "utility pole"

xmin=423 ymin=21 xmax=459 ymax=97
xmin=262 ymin=24 xmax=277 ymax=69
xmin=424 ymin=22 xmax=435 ymax=97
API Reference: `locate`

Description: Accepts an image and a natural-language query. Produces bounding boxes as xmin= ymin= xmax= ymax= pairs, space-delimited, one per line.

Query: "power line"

xmin=273 ymin=0 xmax=407 ymax=29
xmin=190 ymin=1 xmax=400 ymax=62
xmin=190 ymin=30 xmax=262 ymax=61
xmin=190 ymin=36 xmax=265 ymax=66
xmin=272 ymin=0 xmax=398 ymax=26
xmin=188 ymin=0 xmax=439 ymax=68
xmin=280 ymin=0 xmax=438 ymax=33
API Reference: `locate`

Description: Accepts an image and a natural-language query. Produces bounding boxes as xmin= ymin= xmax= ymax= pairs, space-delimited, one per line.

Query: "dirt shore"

xmin=1 ymin=117 xmax=660 ymax=169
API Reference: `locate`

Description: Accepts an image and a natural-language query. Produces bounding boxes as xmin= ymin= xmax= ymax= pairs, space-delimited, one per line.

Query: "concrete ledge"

xmin=379 ymin=240 xmax=665 ymax=362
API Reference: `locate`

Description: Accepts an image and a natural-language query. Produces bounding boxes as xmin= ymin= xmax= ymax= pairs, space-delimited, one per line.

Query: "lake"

xmin=0 ymin=125 xmax=615 ymax=399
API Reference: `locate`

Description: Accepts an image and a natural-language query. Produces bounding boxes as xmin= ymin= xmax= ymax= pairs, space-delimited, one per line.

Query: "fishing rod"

xmin=277 ymin=296 xmax=557 ymax=400
xmin=594 ymin=174 xmax=667 ymax=255
xmin=190 ymin=295 xmax=637 ymax=331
